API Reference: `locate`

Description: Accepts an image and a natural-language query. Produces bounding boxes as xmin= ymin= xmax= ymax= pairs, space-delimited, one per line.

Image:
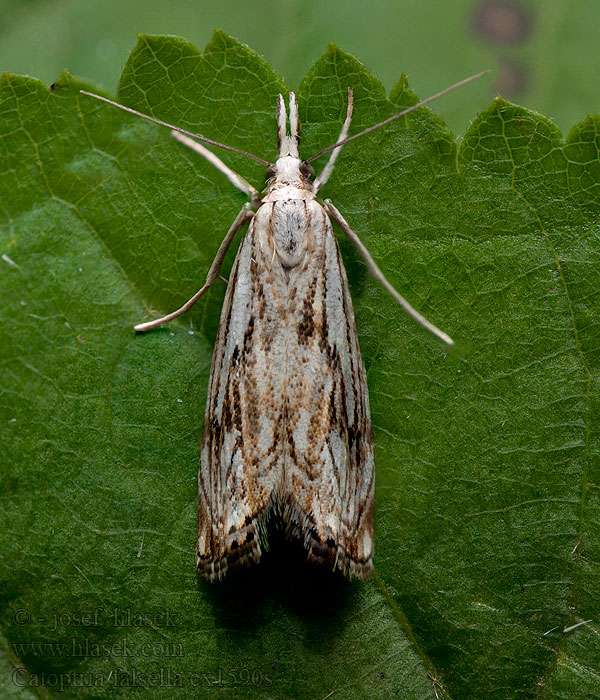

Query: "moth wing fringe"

xmin=197 ymin=508 xmax=271 ymax=582
xmin=282 ymin=501 xmax=374 ymax=580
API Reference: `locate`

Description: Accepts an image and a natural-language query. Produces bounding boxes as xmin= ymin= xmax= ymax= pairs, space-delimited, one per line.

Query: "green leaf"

xmin=1 ymin=31 xmax=598 ymax=700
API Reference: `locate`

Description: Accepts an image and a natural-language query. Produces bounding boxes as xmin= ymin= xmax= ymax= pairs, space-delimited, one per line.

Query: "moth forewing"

xmin=80 ymin=70 xmax=487 ymax=580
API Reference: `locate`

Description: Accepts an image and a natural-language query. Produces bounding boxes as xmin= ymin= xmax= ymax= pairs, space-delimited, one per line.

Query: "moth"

xmin=82 ymin=70 xmax=486 ymax=580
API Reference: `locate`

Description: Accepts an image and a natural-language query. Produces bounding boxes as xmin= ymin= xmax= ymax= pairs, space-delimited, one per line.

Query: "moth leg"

xmin=324 ymin=200 xmax=454 ymax=346
xmin=134 ymin=204 xmax=254 ymax=332
xmin=312 ymin=88 xmax=354 ymax=194
xmin=171 ymin=131 xmax=261 ymax=206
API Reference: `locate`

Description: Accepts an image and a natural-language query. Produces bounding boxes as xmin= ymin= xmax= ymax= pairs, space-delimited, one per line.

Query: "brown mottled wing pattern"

xmin=280 ymin=201 xmax=374 ymax=579
xmin=197 ymin=207 xmax=283 ymax=581
xmin=198 ymin=198 xmax=374 ymax=580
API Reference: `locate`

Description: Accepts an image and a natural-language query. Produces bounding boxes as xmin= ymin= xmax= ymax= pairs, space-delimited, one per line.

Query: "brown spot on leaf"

xmin=473 ymin=1 xmax=532 ymax=44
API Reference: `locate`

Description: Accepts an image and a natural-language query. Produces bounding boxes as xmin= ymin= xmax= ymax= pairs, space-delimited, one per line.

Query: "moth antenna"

xmin=305 ymin=69 xmax=491 ymax=164
xmin=313 ymin=87 xmax=354 ymax=193
xmin=79 ymin=90 xmax=273 ymax=167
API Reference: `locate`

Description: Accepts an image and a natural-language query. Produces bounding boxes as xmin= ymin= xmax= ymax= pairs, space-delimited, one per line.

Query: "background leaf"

xmin=2 ymin=0 xmax=600 ymax=137
xmin=1 ymin=32 xmax=599 ymax=700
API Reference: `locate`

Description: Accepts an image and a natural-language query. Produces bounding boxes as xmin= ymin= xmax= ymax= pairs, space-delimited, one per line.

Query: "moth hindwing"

xmin=81 ymin=71 xmax=487 ymax=580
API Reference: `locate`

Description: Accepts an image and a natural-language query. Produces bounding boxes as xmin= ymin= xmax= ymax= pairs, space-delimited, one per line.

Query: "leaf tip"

xmin=389 ymin=73 xmax=419 ymax=109
xmin=207 ymin=28 xmax=262 ymax=63
xmin=49 ymin=70 xmax=74 ymax=91
xmin=211 ymin=28 xmax=229 ymax=43
xmin=325 ymin=42 xmax=342 ymax=56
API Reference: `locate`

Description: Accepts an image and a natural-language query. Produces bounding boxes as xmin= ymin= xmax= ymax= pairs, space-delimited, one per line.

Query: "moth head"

xmin=265 ymin=93 xmax=315 ymax=190
xmin=264 ymin=157 xmax=314 ymax=192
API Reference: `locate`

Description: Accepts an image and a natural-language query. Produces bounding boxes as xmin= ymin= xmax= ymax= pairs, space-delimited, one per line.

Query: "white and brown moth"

xmin=82 ymin=70 xmax=486 ymax=581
